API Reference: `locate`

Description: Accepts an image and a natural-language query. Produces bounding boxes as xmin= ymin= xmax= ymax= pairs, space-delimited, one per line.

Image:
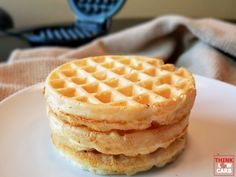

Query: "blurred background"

xmin=1 ymin=0 xmax=235 ymax=28
xmin=0 ymin=0 xmax=235 ymax=61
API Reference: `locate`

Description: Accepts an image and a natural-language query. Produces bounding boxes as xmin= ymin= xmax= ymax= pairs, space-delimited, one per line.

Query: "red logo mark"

xmin=214 ymin=155 xmax=234 ymax=176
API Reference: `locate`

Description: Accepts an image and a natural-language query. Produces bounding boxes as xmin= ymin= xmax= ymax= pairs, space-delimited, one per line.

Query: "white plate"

xmin=0 ymin=75 xmax=236 ymax=177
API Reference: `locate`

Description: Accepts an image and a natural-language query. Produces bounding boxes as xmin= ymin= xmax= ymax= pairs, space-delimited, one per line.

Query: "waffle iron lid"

xmin=69 ymin=0 xmax=125 ymax=23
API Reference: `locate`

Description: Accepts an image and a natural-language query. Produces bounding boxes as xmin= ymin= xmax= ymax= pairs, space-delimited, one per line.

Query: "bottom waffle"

xmin=51 ymin=133 xmax=186 ymax=175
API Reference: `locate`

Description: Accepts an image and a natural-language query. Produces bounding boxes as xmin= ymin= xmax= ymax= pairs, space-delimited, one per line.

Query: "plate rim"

xmin=0 ymin=82 xmax=44 ymax=105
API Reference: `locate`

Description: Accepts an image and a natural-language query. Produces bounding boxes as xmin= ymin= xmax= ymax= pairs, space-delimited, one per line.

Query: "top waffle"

xmin=45 ymin=56 xmax=196 ymax=130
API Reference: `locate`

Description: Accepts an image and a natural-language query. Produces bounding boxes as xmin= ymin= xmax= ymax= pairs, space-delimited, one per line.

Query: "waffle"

xmin=44 ymin=55 xmax=196 ymax=175
xmin=45 ymin=55 xmax=196 ymax=131
xmin=52 ymin=133 xmax=186 ymax=175
xmin=48 ymin=106 xmax=188 ymax=156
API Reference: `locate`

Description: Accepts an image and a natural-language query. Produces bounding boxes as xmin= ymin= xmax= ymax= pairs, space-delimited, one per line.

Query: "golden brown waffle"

xmin=48 ymin=106 xmax=188 ymax=156
xmin=45 ymin=56 xmax=196 ymax=131
xmin=52 ymin=133 xmax=186 ymax=175
xmin=44 ymin=55 xmax=196 ymax=175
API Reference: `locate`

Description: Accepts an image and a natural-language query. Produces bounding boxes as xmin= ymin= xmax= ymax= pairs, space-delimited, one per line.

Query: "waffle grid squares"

xmin=48 ymin=56 xmax=190 ymax=106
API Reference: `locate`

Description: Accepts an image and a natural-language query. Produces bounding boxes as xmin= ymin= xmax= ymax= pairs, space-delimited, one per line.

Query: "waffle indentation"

xmin=144 ymin=68 xmax=156 ymax=76
xmin=83 ymin=83 xmax=99 ymax=93
xmin=83 ymin=66 xmax=97 ymax=73
xmin=118 ymin=86 xmax=133 ymax=97
xmin=58 ymin=88 xmax=76 ymax=97
xmin=112 ymin=67 xmax=126 ymax=75
xmin=61 ymin=69 xmax=77 ymax=77
xmin=155 ymin=87 xmax=171 ymax=99
xmin=125 ymin=73 xmax=140 ymax=82
xmin=133 ymin=94 xmax=150 ymax=104
xmin=139 ymin=80 xmax=153 ymax=90
xmin=93 ymin=71 xmax=107 ymax=80
xmin=95 ymin=91 xmax=112 ymax=103
xmin=158 ymin=74 xmax=172 ymax=85
xmin=104 ymin=78 xmax=119 ymax=88
xmin=50 ymin=79 xmax=65 ymax=89
xmin=71 ymin=77 xmax=87 ymax=85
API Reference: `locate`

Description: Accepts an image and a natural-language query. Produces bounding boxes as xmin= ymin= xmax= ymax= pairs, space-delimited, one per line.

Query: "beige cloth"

xmin=1 ymin=15 xmax=236 ymax=101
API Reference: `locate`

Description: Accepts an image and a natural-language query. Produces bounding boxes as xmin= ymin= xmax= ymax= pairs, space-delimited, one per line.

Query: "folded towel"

xmin=0 ymin=15 xmax=236 ymax=101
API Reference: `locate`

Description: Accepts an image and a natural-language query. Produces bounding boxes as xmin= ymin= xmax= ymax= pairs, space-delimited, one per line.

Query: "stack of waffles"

xmin=44 ymin=55 xmax=196 ymax=175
